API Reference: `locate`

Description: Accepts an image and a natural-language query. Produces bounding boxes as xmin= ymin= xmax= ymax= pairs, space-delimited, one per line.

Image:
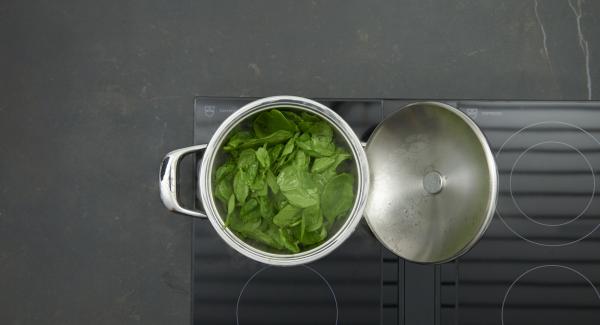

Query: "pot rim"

xmin=198 ymin=95 xmax=370 ymax=266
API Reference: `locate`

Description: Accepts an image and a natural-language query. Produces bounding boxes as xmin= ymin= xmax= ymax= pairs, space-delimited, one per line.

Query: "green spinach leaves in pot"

xmin=214 ymin=108 xmax=356 ymax=253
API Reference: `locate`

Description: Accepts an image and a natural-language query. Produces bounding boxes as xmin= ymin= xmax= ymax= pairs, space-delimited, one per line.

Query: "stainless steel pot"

xmin=159 ymin=96 xmax=370 ymax=266
xmin=160 ymin=96 xmax=498 ymax=266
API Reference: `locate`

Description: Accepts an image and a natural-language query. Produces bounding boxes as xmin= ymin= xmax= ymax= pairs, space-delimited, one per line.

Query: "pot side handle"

xmin=159 ymin=145 xmax=208 ymax=218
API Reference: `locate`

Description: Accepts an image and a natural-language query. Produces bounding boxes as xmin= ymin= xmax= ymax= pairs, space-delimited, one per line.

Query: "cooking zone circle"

xmin=495 ymin=121 xmax=600 ymax=246
xmin=509 ymin=141 xmax=595 ymax=227
xmin=501 ymin=265 xmax=600 ymax=325
xmin=236 ymin=266 xmax=338 ymax=325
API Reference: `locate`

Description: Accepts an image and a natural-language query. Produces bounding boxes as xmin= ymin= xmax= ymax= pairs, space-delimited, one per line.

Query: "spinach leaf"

xmin=255 ymin=145 xmax=270 ymax=169
xmin=233 ymin=170 xmax=249 ymax=204
xmin=237 ymin=149 xmax=258 ymax=177
xmin=273 ymin=203 xmax=302 ymax=227
xmin=228 ymin=198 xmax=261 ymax=236
xmin=279 ymin=228 xmax=300 ymax=253
xmin=273 ymin=135 xmax=298 ymax=172
xmin=282 ymin=111 xmax=303 ymax=124
xmin=321 ymin=173 xmax=354 ymax=223
xmin=228 ymin=214 xmax=261 ymax=233
xmin=239 ymin=130 xmax=293 ymax=149
xmin=281 ymin=136 xmax=296 ymax=156
xmin=233 ymin=149 xmax=260 ymax=204
xmin=311 ymin=157 xmax=336 ymax=173
xmin=301 ymin=227 xmax=327 ymax=245
xmin=240 ymin=198 xmax=258 ymax=218
xmin=277 ymin=165 xmax=318 ymax=208
xmin=266 ymin=170 xmax=279 ymax=194
xmin=215 ymin=160 xmax=236 ymax=181
xmin=257 ymin=196 xmax=274 ymax=219
xmin=225 ymin=194 xmax=235 ymax=225
xmin=283 ymin=190 xmax=317 ymax=208
xmin=268 ymin=143 xmax=284 ymax=162
xmin=250 ymin=172 xmax=268 ymax=197
xmin=293 ymin=150 xmax=310 ymax=171
xmin=319 ymin=149 xmax=352 ymax=182
xmin=302 ymin=204 xmax=323 ymax=232
xmin=298 ymin=112 xmax=321 ymax=132
xmin=274 ymin=191 xmax=288 ymax=210
xmin=295 ymin=132 xmax=335 ymax=157
xmin=223 ymin=131 xmax=252 ymax=151
xmin=276 ymin=165 xmax=302 ymax=193
xmin=215 ymin=178 xmax=233 ymax=205
xmin=331 ymin=149 xmax=352 ymax=168
xmin=243 ymin=228 xmax=283 ymax=250
xmin=253 ymin=109 xmax=298 ymax=138
xmin=300 ymin=111 xmax=320 ymax=122
xmin=308 ymin=121 xmax=333 ymax=143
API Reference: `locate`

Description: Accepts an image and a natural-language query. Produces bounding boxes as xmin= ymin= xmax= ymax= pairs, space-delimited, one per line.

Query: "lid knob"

xmin=423 ymin=171 xmax=444 ymax=194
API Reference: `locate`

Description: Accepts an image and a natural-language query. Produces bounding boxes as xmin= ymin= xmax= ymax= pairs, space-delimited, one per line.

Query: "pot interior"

xmin=207 ymin=103 xmax=361 ymax=255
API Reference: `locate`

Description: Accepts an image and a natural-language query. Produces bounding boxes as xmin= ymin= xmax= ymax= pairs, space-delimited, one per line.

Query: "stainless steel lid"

xmin=364 ymin=102 xmax=498 ymax=263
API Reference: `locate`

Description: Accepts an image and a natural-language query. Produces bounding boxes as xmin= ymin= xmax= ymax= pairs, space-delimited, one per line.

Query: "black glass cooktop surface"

xmin=193 ymin=98 xmax=600 ymax=325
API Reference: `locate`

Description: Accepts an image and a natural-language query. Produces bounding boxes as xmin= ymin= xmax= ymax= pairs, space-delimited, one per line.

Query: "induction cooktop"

xmin=192 ymin=98 xmax=600 ymax=325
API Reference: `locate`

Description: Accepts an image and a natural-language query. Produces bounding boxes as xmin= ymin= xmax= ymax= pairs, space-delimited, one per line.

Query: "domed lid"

xmin=364 ymin=102 xmax=498 ymax=263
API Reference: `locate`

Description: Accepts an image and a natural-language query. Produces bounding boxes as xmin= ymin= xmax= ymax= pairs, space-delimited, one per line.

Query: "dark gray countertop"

xmin=0 ymin=0 xmax=598 ymax=324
